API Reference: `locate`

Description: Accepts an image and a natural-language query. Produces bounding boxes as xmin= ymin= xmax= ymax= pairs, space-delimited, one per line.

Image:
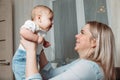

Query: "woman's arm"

xmin=39 ymin=50 xmax=79 ymax=79
xmin=48 ymin=61 xmax=96 ymax=80
xmin=20 ymin=38 xmax=40 ymax=78
xmin=39 ymin=49 xmax=49 ymax=70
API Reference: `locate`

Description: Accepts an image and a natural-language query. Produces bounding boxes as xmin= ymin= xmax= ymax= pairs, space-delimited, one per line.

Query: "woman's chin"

xmin=74 ymin=47 xmax=78 ymax=51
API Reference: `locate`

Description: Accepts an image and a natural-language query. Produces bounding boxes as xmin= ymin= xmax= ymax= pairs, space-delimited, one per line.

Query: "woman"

xmin=21 ymin=21 xmax=116 ymax=80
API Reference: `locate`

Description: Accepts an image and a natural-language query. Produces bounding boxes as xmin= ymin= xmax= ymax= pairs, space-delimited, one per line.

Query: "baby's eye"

xmin=81 ymin=32 xmax=83 ymax=34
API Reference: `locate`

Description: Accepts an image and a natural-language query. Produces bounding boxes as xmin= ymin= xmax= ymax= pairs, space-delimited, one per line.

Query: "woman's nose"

xmin=75 ymin=34 xmax=79 ymax=38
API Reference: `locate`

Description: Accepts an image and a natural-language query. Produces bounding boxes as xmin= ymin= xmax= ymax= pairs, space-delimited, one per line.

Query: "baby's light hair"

xmin=31 ymin=5 xmax=53 ymax=20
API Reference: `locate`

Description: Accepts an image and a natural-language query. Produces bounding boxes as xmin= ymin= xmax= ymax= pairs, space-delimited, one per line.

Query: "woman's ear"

xmin=91 ymin=38 xmax=96 ymax=48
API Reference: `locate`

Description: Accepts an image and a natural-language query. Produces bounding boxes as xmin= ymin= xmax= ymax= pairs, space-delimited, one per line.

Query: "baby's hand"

xmin=43 ymin=40 xmax=51 ymax=48
xmin=38 ymin=36 xmax=44 ymax=44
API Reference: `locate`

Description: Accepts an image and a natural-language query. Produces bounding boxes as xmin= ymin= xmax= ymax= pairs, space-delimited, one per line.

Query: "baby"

xmin=12 ymin=5 xmax=53 ymax=80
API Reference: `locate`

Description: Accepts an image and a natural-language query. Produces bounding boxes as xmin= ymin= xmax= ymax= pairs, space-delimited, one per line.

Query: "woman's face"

xmin=75 ymin=24 xmax=93 ymax=56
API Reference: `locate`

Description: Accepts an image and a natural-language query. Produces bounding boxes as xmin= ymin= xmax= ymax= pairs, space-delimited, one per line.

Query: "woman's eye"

xmin=81 ymin=30 xmax=84 ymax=34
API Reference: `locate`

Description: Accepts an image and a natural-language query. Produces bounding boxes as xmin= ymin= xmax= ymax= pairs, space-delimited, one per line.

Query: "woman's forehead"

xmin=82 ymin=24 xmax=93 ymax=36
xmin=82 ymin=24 xmax=90 ymax=31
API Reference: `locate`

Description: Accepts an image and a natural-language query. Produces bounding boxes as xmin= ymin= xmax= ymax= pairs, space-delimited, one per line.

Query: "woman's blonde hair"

xmin=87 ymin=21 xmax=116 ymax=80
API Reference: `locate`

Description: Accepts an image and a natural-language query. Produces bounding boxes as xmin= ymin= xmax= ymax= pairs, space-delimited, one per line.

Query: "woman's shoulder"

xmin=80 ymin=59 xmax=98 ymax=66
xmin=73 ymin=59 xmax=99 ymax=66
xmin=79 ymin=59 xmax=104 ymax=74
xmin=70 ymin=59 xmax=104 ymax=79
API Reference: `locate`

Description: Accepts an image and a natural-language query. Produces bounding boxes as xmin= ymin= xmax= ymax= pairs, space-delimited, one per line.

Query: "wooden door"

xmin=0 ymin=0 xmax=13 ymax=80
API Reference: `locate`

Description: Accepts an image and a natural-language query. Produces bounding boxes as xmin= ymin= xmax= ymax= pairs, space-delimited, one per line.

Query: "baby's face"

xmin=38 ymin=12 xmax=53 ymax=31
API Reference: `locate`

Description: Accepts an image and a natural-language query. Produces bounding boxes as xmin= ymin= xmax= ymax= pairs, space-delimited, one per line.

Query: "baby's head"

xmin=31 ymin=5 xmax=53 ymax=31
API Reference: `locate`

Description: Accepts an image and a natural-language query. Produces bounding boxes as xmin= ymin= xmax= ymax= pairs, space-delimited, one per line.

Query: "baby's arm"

xmin=20 ymin=27 xmax=43 ymax=44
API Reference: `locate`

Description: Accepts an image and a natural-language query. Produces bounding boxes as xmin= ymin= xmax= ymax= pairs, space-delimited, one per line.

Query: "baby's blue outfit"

xmin=12 ymin=20 xmax=47 ymax=80
xmin=27 ymin=59 xmax=104 ymax=80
